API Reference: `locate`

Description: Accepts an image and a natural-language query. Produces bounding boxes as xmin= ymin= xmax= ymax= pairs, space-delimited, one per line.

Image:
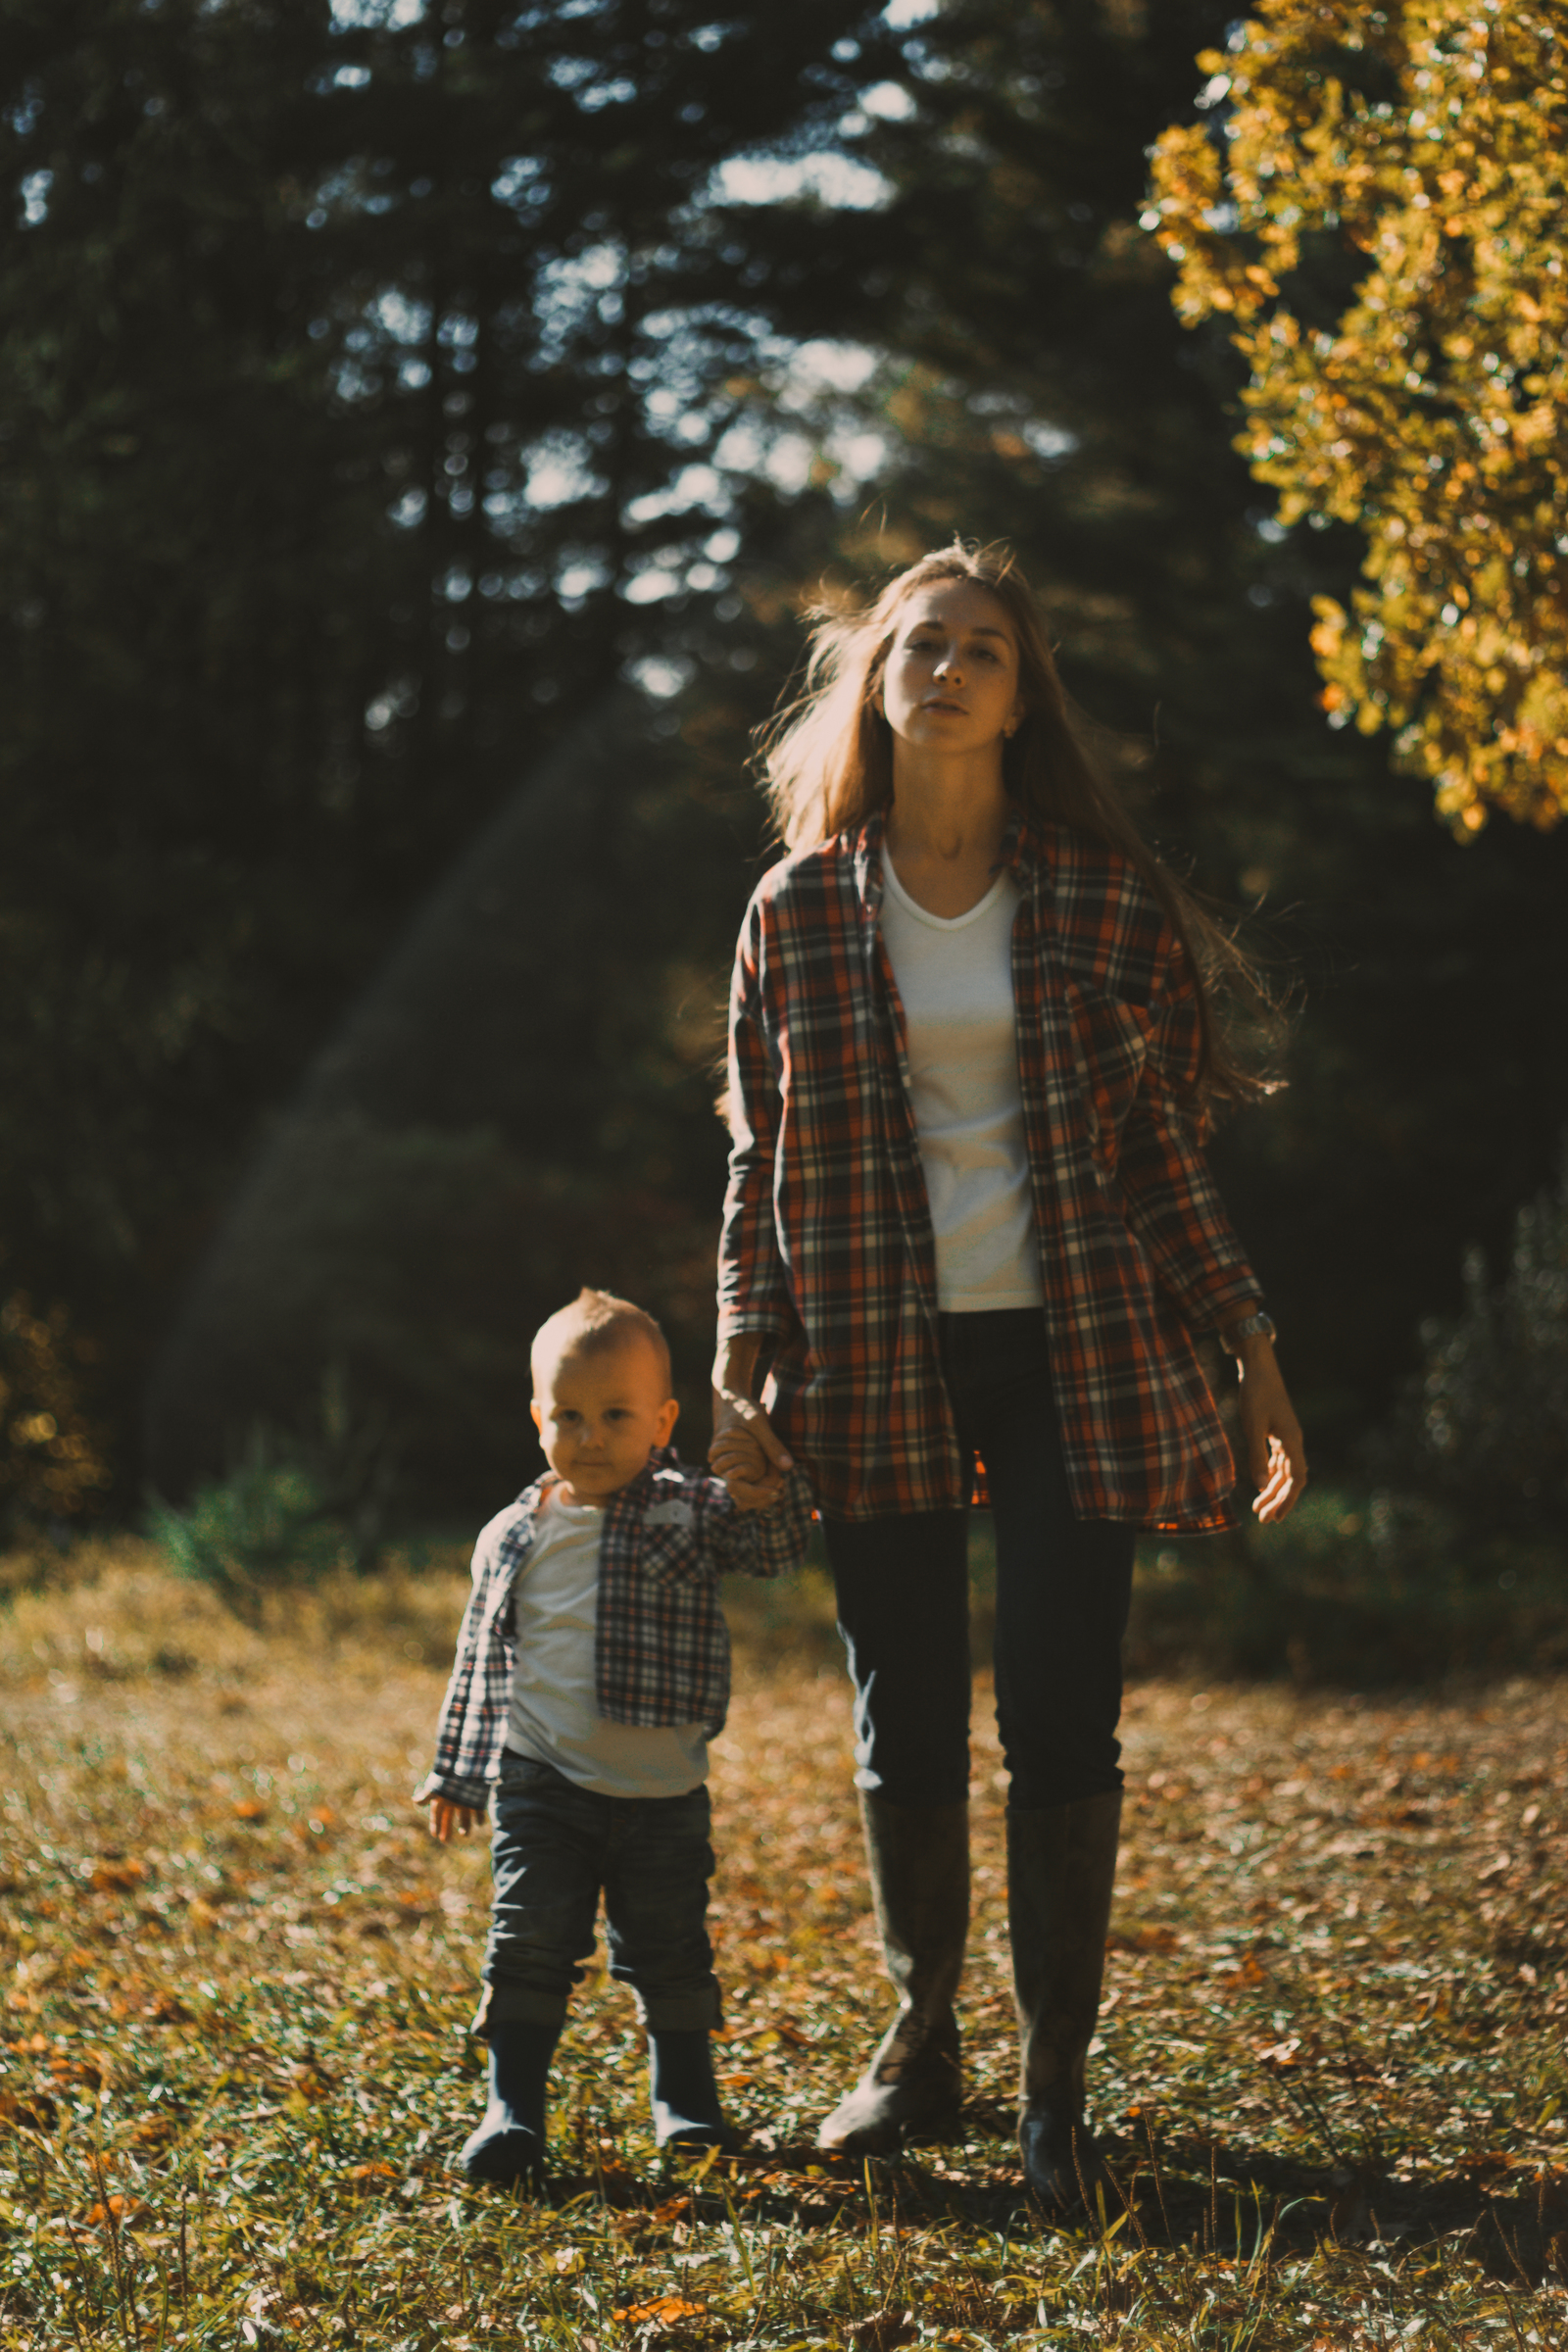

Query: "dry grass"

xmin=1 ymin=1542 xmax=1566 ymax=2348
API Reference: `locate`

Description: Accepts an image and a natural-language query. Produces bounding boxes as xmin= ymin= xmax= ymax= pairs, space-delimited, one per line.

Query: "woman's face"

xmin=877 ymin=578 xmax=1024 ymax=757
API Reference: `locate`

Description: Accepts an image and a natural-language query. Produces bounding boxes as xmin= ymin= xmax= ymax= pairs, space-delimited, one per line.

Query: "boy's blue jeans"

xmin=476 ymin=1752 xmax=721 ymax=2034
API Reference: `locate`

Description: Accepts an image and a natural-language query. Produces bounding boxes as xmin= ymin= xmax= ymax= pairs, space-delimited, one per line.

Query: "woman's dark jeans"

xmin=823 ymin=1308 xmax=1136 ymax=1812
xmin=479 ymin=1753 xmax=720 ymax=2034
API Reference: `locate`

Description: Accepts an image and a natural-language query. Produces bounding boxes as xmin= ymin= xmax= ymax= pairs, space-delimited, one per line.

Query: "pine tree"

xmin=0 ymin=0 xmax=877 ymax=1496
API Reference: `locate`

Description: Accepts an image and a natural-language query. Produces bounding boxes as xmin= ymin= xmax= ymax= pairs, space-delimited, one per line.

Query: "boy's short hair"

xmin=531 ymin=1288 xmax=672 ymax=1397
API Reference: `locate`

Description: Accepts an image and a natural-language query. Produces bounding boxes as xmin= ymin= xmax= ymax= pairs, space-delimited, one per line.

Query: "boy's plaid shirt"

xmin=420 ymin=1450 xmax=810 ymax=1812
xmin=718 ymin=810 xmax=1264 ymax=1533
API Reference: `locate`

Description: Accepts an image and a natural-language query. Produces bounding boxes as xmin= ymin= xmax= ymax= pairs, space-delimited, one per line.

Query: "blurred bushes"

xmin=146 ymin=1369 xmax=393 ymax=1623
xmin=1127 ymin=1494 xmax=1568 ymax=1690
xmin=1128 ymin=1160 xmax=1568 ymax=1687
xmin=1370 ymin=1153 xmax=1568 ymax=1542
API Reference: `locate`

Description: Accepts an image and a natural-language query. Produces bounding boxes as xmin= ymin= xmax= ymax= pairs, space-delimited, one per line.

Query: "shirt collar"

xmin=852 ymin=802 xmax=1045 ymax=907
xmin=517 ymin=1444 xmax=681 ymax=1525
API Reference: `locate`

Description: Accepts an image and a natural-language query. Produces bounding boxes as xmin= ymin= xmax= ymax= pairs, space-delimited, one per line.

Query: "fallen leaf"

xmin=1106 ymin=1923 xmax=1179 ymax=1954
xmin=89 ymin=1859 xmax=146 ymax=1893
xmin=82 ymin=2195 xmax=146 ymax=2229
xmin=0 ymin=2089 xmax=55 ymax=2130
xmin=1216 ymin=1951 xmax=1268 ymax=1991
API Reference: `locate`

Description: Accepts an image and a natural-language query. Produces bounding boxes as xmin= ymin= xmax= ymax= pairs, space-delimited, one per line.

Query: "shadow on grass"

xmin=471 ymin=2106 xmax=1567 ymax=2293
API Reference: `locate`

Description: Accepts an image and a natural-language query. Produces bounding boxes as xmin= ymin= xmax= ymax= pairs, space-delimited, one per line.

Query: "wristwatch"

xmin=1223 ymin=1309 xmax=1277 ymax=1352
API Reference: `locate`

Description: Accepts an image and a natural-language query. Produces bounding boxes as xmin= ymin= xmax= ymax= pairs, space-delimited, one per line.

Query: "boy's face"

xmin=530 ymin=1336 xmax=679 ymax=1504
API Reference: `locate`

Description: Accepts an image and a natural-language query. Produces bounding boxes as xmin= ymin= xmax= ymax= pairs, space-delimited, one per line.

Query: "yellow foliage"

xmin=1149 ymin=1 xmax=1568 ymax=832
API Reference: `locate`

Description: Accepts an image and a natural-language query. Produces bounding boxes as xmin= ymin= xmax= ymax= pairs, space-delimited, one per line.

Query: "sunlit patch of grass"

xmin=2 ymin=1541 xmax=1566 ymax=2346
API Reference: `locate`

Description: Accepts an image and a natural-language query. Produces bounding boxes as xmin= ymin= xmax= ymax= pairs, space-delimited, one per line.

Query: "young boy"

xmin=415 ymin=1287 xmax=808 ymax=2184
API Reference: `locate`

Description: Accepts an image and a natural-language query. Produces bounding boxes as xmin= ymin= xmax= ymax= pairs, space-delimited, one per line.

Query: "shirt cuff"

xmin=1193 ymin=1277 xmax=1266 ymax=1334
xmin=715 ymin=1307 xmax=788 ymax=1343
xmin=414 ymin=1771 xmax=490 ymax=1813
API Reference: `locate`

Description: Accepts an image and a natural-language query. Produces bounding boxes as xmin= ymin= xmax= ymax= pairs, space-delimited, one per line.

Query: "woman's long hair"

xmin=756 ymin=540 xmax=1280 ymax=1112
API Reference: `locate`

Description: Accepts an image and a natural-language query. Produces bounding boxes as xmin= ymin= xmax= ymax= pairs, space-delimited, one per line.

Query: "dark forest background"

xmin=4 ymin=0 xmax=1565 ymax=1533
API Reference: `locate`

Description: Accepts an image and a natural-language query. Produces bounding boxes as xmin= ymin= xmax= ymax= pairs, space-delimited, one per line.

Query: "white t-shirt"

xmin=879 ymin=851 xmax=1045 ymax=1313
xmin=505 ymin=1488 xmax=709 ymax=1799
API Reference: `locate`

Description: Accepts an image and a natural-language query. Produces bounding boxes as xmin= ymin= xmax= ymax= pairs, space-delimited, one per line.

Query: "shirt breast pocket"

xmin=637 ymin=1525 xmax=713 ymax=1589
xmin=1062 ymin=980 xmax=1152 ymax=1170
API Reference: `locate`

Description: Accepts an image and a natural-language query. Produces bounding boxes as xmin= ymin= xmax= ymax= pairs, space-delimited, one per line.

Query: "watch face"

xmin=1228 ymin=1310 xmax=1275 ymax=1347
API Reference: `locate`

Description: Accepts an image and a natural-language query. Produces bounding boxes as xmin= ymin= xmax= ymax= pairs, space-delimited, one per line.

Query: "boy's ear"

xmin=657 ymin=1396 xmax=679 ymax=1445
xmin=529 ymin=1399 xmax=544 ymax=1433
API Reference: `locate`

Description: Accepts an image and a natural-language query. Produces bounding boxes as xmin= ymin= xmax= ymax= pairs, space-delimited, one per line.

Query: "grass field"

xmin=2 ymin=1540 xmax=1566 ymax=2348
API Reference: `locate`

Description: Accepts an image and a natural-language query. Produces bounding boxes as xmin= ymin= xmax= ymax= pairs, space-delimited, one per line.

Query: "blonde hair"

xmin=530 ymin=1288 xmax=672 ymax=1396
xmin=756 ymin=540 xmax=1278 ymax=1111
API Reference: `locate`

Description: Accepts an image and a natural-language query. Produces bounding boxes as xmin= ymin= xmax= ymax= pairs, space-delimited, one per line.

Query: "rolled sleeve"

xmin=704 ymin=1467 xmax=813 ymax=1582
xmin=717 ymin=917 xmax=793 ymax=1341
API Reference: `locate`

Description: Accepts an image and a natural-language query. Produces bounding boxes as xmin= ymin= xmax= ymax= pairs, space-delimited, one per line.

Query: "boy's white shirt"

xmin=504 ymin=1485 xmax=709 ymax=1798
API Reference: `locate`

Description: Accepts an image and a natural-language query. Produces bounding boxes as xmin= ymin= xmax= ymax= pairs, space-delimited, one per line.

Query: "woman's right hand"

xmin=710 ymin=1334 xmax=795 ymax=1504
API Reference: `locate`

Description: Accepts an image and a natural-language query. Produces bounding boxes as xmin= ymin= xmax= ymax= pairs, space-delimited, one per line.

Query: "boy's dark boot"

xmin=1008 ymin=1792 xmax=1122 ymax=2215
xmin=648 ymin=2030 xmax=744 ymax=2152
xmin=817 ymin=1793 xmax=969 ymax=2154
xmin=461 ymin=2019 xmax=561 ymax=2186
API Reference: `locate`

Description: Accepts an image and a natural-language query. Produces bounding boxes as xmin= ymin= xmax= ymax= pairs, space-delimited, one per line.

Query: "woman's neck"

xmin=883 ymin=744 xmax=1010 ymax=916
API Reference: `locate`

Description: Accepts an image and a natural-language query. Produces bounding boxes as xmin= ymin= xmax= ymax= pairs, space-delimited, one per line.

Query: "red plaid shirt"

xmin=718 ymin=811 xmax=1263 ymax=1532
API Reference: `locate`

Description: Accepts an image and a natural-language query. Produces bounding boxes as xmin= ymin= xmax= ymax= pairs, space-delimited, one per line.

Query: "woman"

xmin=710 ymin=542 xmax=1304 ymax=2207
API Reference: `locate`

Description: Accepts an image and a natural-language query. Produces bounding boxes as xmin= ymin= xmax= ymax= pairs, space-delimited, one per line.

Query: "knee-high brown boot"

xmin=816 ymin=1792 xmax=969 ymax=2153
xmin=1007 ymin=1791 xmax=1122 ymax=2210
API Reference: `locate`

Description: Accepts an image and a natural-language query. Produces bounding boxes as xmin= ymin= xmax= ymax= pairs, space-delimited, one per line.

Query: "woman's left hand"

xmin=1235 ymin=1338 xmax=1307 ymax=1523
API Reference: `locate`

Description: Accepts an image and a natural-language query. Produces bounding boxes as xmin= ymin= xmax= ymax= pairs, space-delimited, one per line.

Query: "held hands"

xmin=710 ymin=1336 xmax=795 ymax=1508
xmin=1233 ymin=1336 xmax=1307 ymax=1524
xmin=710 ymin=1424 xmax=786 ymax=1512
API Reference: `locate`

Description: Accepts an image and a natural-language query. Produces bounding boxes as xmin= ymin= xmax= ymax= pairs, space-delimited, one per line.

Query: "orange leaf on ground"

xmin=83 ymin=2195 xmax=146 ymax=2228
xmin=1106 ymin=1923 xmax=1179 ymax=1953
xmin=89 ymin=1859 xmax=146 ymax=1892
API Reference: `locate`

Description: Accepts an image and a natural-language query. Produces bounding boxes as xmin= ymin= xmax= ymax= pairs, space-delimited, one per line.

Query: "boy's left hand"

xmin=416 ymin=1789 xmax=481 ymax=1841
xmin=710 ymin=1426 xmax=784 ymax=1511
